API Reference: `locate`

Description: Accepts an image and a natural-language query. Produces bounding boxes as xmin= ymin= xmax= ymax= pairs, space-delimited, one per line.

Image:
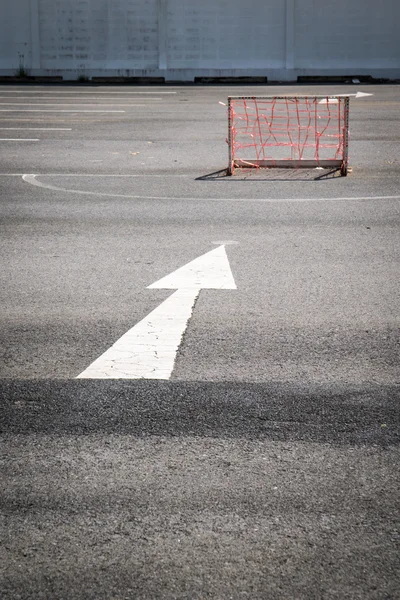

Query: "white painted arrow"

xmin=77 ymin=245 xmax=236 ymax=379
xmin=319 ymin=91 xmax=373 ymax=104
xmin=353 ymin=91 xmax=374 ymax=98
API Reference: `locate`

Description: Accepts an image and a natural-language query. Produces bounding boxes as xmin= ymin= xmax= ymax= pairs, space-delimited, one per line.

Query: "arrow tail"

xmin=77 ymin=289 xmax=199 ymax=379
xmin=319 ymin=92 xmax=373 ymax=104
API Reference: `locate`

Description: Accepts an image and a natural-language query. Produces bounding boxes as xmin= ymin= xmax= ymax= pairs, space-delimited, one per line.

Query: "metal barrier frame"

xmin=227 ymin=96 xmax=350 ymax=176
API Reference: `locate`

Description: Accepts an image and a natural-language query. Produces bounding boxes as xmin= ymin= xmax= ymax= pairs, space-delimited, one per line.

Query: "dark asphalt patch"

xmin=1 ymin=380 xmax=398 ymax=445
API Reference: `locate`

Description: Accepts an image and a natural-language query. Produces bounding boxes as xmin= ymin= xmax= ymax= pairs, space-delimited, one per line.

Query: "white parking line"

xmin=22 ymin=174 xmax=400 ymax=203
xmin=0 ymin=103 xmax=147 ymax=107
xmin=0 ymin=90 xmax=177 ymax=94
xmin=0 ymin=127 xmax=72 ymax=130
xmin=0 ymin=97 xmax=163 ymax=101
xmin=0 ymin=139 xmax=39 ymax=141
xmin=0 ymin=110 xmax=125 ymax=113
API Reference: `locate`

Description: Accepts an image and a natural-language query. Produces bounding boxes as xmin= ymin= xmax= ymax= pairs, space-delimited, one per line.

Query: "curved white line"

xmin=22 ymin=174 xmax=400 ymax=203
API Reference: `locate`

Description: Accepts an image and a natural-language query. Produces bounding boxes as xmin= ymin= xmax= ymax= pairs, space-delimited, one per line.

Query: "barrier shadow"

xmin=196 ymin=168 xmax=341 ymax=182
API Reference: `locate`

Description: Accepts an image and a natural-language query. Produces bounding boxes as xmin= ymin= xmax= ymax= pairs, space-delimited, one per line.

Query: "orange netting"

xmin=228 ymin=96 xmax=349 ymax=174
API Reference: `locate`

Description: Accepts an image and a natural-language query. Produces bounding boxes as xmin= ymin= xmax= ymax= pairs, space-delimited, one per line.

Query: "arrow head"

xmin=355 ymin=91 xmax=374 ymax=99
xmin=148 ymin=245 xmax=237 ymax=290
xmin=319 ymin=91 xmax=374 ymax=104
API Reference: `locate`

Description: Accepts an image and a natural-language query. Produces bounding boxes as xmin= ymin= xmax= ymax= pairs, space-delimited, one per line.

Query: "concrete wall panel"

xmin=166 ymin=0 xmax=286 ymax=69
xmin=0 ymin=0 xmax=31 ymax=70
xmin=38 ymin=0 xmax=159 ymax=70
xmin=294 ymin=0 xmax=400 ymax=69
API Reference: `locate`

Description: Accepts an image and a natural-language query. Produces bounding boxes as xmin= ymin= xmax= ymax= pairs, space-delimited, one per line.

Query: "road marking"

xmin=77 ymin=245 xmax=236 ymax=379
xmin=0 ymin=110 xmax=125 ymax=113
xmin=148 ymin=245 xmax=237 ymax=291
xmin=348 ymin=91 xmax=374 ymax=98
xmin=0 ymin=91 xmax=177 ymax=94
xmin=0 ymin=97 xmax=162 ymax=101
xmin=0 ymin=103 xmax=146 ymax=107
xmin=319 ymin=91 xmax=374 ymax=104
xmin=0 ymin=138 xmax=39 ymax=141
xmin=0 ymin=127 xmax=71 ymax=130
xmin=0 ymin=119 xmax=121 ymax=123
xmin=22 ymin=174 xmax=400 ymax=203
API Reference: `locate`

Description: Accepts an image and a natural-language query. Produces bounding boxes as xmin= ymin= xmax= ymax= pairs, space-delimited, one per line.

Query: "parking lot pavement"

xmin=1 ymin=84 xmax=399 ymax=599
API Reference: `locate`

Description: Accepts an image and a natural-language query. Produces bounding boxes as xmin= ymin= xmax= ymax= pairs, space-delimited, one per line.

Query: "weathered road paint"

xmin=319 ymin=91 xmax=373 ymax=104
xmin=77 ymin=246 xmax=236 ymax=380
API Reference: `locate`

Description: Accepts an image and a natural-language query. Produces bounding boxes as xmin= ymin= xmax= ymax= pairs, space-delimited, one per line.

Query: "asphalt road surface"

xmin=1 ymin=83 xmax=399 ymax=599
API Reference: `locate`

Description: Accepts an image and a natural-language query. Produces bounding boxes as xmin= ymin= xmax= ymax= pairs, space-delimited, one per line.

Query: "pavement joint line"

xmin=20 ymin=174 xmax=400 ymax=203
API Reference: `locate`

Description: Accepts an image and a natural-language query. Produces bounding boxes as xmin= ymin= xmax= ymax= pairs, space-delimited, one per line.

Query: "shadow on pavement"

xmin=196 ymin=168 xmax=341 ymax=181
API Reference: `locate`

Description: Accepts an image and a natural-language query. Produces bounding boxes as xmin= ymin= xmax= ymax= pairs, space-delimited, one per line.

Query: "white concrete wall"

xmin=0 ymin=0 xmax=399 ymax=80
xmin=166 ymin=0 xmax=286 ymax=69
xmin=294 ymin=0 xmax=400 ymax=71
xmin=38 ymin=0 xmax=159 ymax=71
xmin=0 ymin=0 xmax=32 ymax=71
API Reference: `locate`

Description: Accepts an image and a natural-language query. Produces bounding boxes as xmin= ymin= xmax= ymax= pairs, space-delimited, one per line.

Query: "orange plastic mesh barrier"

xmin=227 ymin=96 xmax=349 ymax=176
